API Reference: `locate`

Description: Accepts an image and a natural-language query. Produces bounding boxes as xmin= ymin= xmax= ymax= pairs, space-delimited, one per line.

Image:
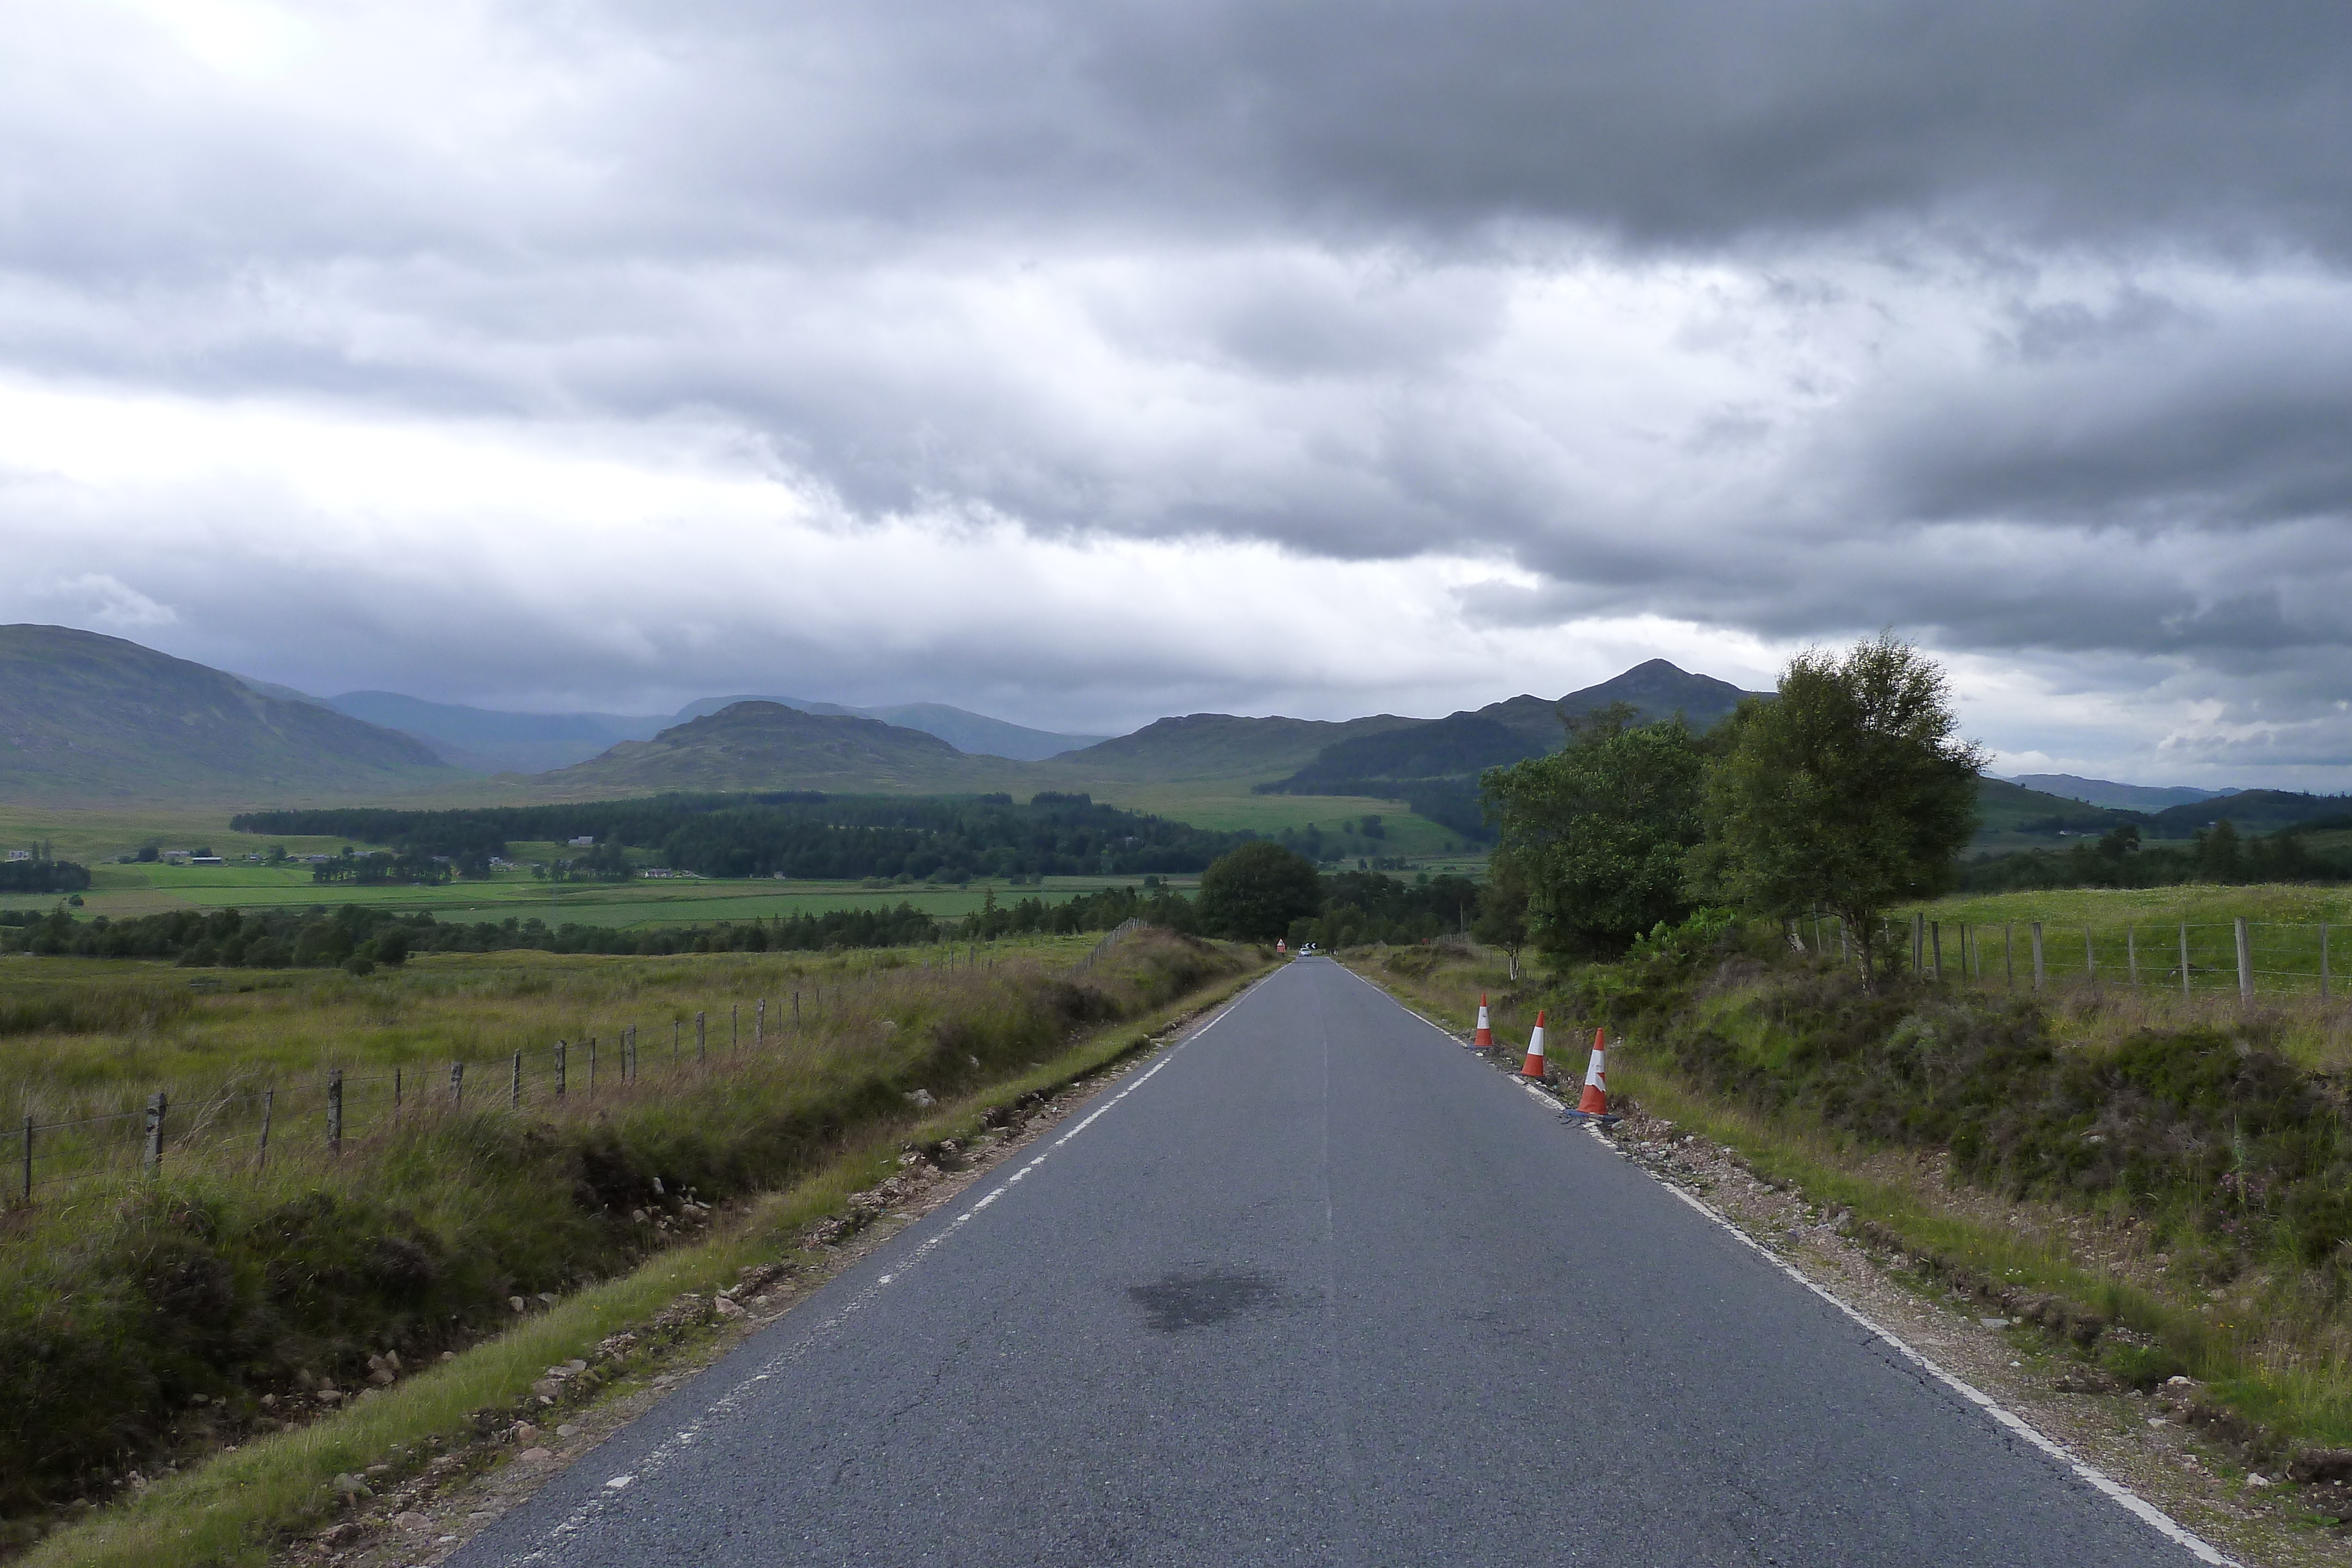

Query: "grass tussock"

xmin=0 ymin=929 xmax=1248 ymax=1542
xmin=1352 ymin=926 xmax=2352 ymax=1459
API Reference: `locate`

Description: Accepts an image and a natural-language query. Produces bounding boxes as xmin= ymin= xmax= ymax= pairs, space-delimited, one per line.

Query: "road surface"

xmin=454 ymin=956 xmax=2221 ymax=1567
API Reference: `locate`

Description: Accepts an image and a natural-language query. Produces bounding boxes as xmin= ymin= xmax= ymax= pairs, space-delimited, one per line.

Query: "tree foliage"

xmin=1195 ymin=842 xmax=1322 ymax=942
xmin=1480 ymin=704 xmax=1706 ymax=958
xmin=1693 ymin=633 xmax=1984 ymax=987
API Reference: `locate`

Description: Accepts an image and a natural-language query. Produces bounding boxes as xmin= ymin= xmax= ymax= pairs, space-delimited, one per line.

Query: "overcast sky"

xmin=4 ymin=1 xmax=2349 ymax=785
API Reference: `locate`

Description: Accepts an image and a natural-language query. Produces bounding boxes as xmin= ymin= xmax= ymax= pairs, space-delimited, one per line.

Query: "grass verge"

xmin=1348 ymin=934 xmax=2352 ymax=1475
xmin=18 ymin=947 xmax=1272 ymax=1568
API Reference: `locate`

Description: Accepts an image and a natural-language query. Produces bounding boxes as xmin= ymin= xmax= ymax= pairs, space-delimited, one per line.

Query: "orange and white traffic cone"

xmin=1472 ymin=994 xmax=1494 ymax=1050
xmin=1576 ymin=1029 xmax=1609 ymax=1116
xmin=1521 ymin=1011 xmax=1548 ymax=1079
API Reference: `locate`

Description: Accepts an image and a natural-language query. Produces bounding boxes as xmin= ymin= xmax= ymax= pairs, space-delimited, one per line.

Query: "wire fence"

xmin=1075 ymin=918 xmax=1145 ymax=974
xmin=1 ymin=935 xmax=1044 ymax=1206
xmin=1790 ymin=912 xmax=2346 ymax=1004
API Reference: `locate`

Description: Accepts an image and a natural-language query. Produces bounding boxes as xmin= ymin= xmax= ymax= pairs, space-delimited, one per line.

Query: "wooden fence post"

xmin=1930 ymin=921 xmax=1942 ymax=981
xmin=2031 ymin=924 xmax=2045 ymax=989
xmin=757 ymin=999 xmax=766 ymax=1048
xmin=258 ymin=1088 xmax=273 ymax=1173
xmin=2084 ymin=928 xmax=2097 ymax=988
xmin=696 ymin=1012 xmax=706 ymax=1063
xmin=2127 ymin=928 xmax=2138 ymax=987
xmin=450 ymin=1061 xmax=465 ymax=1108
xmin=142 ymin=1091 xmax=167 ymax=1175
xmin=2236 ymin=918 xmax=2253 ymax=1001
xmin=1911 ymin=914 xmax=1924 ymax=974
xmin=393 ymin=1066 xmax=402 ymax=1112
xmin=510 ymin=1051 xmax=522 ymax=1109
xmin=556 ymin=1040 xmax=567 ymax=1097
xmin=2180 ymin=924 xmax=2191 ymax=999
xmin=20 ymin=1115 xmax=31 ymax=1203
xmin=589 ymin=1036 xmax=597 ymax=1092
xmin=328 ymin=1069 xmax=343 ymax=1156
xmin=794 ymin=991 xmax=801 ymax=1024
xmin=731 ymin=1004 xmax=739 ymax=1049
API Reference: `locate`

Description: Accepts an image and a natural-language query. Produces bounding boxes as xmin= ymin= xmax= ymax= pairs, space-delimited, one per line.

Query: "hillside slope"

xmin=0 ymin=626 xmax=454 ymax=804
xmin=1551 ymin=657 xmax=1762 ymax=730
xmin=1044 ymin=713 xmax=1419 ymax=784
xmin=2007 ymin=773 xmax=2231 ymax=811
xmin=526 ymin=701 xmax=1030 ymax=797
xmin=327 ymin=691 xmax=662 ymax=774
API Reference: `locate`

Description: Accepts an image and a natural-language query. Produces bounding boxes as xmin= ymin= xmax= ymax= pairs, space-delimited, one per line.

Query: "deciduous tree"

xmin=1694 ymin=633 xmax=1983 ymax=989
xmin=1482 ymin=704 xmax=1705 ymax=959
xmin=1196 ymin=842 xmax=1322 ymax=942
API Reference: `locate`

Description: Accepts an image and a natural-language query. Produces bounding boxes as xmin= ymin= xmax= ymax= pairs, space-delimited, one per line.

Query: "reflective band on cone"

xmin=1521 ymin=1011 xmax=1548 ymax=1079
xmin=1578 ymin=1029 xmax=1608 ymax=1116
xmin=1472 ymin=995 xmax=1494 ymax=1049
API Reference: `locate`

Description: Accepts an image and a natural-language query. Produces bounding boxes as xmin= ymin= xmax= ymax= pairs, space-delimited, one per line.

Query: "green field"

xmin=0 ymin=860 xmax=1200 ymax=930
xmin=1876 ymin=884 xmax=2352 ymax=1014
xmin=0 ymin=788 xmax=1478 ymax=932
xmin=1084 ymin=783 xmax=1469 ymax=854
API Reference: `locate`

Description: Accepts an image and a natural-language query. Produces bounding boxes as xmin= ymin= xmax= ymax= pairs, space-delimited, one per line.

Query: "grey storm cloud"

xmin=1 ymin=0 xmax=2348 ymax=778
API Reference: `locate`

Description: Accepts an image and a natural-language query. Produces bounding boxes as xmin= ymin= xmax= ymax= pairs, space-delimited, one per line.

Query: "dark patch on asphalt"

xmin=1127 ymin=1267 xmax=1282 ymax=1333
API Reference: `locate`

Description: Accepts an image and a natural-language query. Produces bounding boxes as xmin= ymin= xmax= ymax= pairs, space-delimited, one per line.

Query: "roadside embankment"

xmin=0 ymin=928 xmax=1259 ymax=1560
xmin=1352 ymin=928 xmax=2352 ymax=1543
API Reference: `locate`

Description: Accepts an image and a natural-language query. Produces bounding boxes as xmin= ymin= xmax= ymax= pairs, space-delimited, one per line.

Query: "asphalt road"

xmin=455 ymin=957 xmax=2221 ymax=1567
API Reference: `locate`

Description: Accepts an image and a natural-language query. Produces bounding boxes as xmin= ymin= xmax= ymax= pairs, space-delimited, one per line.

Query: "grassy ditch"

xmin=0 ymin=929 xmax=1256 ymax=1553
xmin=19 ymin=943 xmax=1272 ymax=1568
xmin=1352 ymin=928 xmax=2352 ymax=1473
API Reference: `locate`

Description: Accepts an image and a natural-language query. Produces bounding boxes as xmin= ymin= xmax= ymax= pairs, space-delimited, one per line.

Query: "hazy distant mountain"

xmin=863 ymin=703 xmax=1108 ymax=761
xmin=1047 ymin=713 xmax=1419 ymax=783
xmin=328 ymin=689 xmax=1107 ymax=773
xmin=1240 ymin=659 xmax=1771 ymax=841
xmin=1261 ymin=659 xmax=1768 ymax=803
xmin=2006 ymin=774 xmax=2237 ymax=811
xmin=326 ymin=691 xmax=665 ymax=774
xmin=1552 ymin=658 xmax=1763 ymax=731
xmin=675 ymin=696 xmax=1104 ymax=761
xmin=530 ymin=701 xmax=1025 ymax=797
xmin=0 ymin=625 xmax=452 ymax=803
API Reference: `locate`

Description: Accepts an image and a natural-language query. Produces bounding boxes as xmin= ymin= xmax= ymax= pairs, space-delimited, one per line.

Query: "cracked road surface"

xmin=450 ymin=957 xmax=2221 ymax=1566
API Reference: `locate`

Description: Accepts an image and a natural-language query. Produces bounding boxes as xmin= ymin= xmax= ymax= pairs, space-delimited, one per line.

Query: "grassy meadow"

xmin=1 ymin=857 xmax=1201 ymax=929
xmin=0 ymin=927 xmax=1261 ymax=1542
xmin=1873 ymin=887 xmax=2352 ymax=1072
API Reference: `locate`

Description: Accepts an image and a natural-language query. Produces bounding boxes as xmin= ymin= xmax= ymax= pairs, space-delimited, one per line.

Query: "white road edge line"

xmin=1342 ymin=963 xmax=2240 ymax=1568
xmin=499 ymin=977 xmax=1264 ymax=1566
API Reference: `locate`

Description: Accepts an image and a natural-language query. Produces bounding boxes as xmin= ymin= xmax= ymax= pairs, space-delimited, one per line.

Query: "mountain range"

xmin=0 ymin=626 xmax=453 ymax=803
xmin=2003 ymin=774 xmax=2238 ymax=811
xmin=4 ymin=624 xmax=2308 ymax=850
xmin=299 ymin=688 xmax=1107 ymax=772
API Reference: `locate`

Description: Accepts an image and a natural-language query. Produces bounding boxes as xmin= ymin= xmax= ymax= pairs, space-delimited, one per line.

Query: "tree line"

xmin=233 ymin=792 xmax=1241 ymax=881
xmin=0 ymin=901 xmax=951 ymax=968
xmin=0 ymin=851 xmax=89 ymax=895
xmin=1956 ymin=818 xmax=2352 ymax=893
